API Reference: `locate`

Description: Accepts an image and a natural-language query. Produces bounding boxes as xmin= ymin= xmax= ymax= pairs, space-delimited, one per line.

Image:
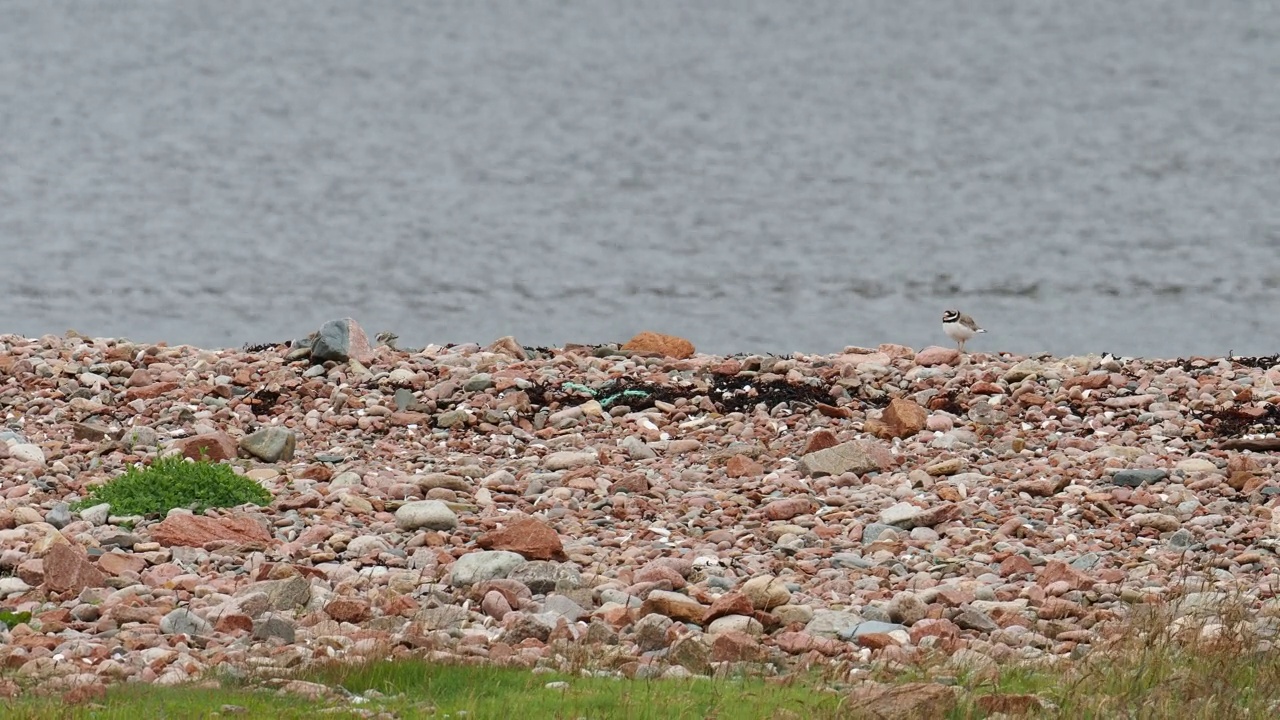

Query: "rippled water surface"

xmin=3 ymin=1 xmax=1279 ymax=357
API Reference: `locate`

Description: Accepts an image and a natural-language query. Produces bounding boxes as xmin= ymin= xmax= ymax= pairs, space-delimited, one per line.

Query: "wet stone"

xmin=1112 ymin=469 xmax=1168 ymax=487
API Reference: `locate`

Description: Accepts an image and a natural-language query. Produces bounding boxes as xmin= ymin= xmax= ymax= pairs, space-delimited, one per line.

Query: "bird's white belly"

xmin=944 ymin=322 xmax=975 ymax=341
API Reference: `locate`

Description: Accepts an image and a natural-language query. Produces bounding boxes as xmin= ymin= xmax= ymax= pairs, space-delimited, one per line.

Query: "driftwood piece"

xmin=1220 ymin=438 xmax=1280 ymax=451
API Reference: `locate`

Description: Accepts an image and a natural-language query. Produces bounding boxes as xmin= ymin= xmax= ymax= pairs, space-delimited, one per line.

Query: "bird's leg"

xmin=958 ymin=339 xmax=966 ymax=353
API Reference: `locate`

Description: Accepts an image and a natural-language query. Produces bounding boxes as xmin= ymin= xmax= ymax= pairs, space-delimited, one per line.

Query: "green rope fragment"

xmin=599 ymin=389 xmax=651 ymax=408
xmin=558 ymin=382 xmax=654 ymax=408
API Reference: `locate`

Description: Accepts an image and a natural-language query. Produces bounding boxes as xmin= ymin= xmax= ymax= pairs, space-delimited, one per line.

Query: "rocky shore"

xmin=1 ymin=320 xmax=1279 ymax=706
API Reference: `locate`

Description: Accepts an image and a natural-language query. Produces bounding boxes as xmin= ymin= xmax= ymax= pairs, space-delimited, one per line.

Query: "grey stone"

xmin=598 ymin=589 xmax=641 ymax=608
xmin=310 ymin=318 xmax=369 ymax=363
xmin=620 ymin=436 xmax=657 ymax=460
xmin=160 ymin=607 xmax=213 ymax=636
xmin=705 ymin=576 xmax=734 ymax=591
xmin=1070 ymin=552 xmax=1102 ymax=570
xmin=501 ymin=612 xmax=554 ymax=644
xmin=954 ymin=609 xmax=999 ymax=633
xmin=1176 ymin=500 xmax=1202 ymax=515
xmin=585 ymin=619 xmax=620 ymax=645
xmin=394 ymin=388 xmax=414 ymax=412
xmin=228 ymin=592 xmax=269 ymax=618
xmin=435 ymin=409 xmax=469 ymax=428
xmin=1003 ymin=360 xmax=1047 ymax=383
xmin=667 ymin=635 xmax=712 ymax=674
xmin=1167 ymin=529 xmax=1195 ymax=550
xmin=70 ymin=603 xmax=101 ymax=622
xmin=464 ymin=373 xmax=493 ymax=392
xmin=509 ymin=560 xmax=582 ymax=595
xmin=887 ymin=592 xmax=927 ymax=625
xmin=1112 ymin=469 xmax=1168 ymax=487
xmin=395 ymin=500 xmax=458 ymax=531
xmin=450 ymin=550 xmax=527 ymax=587
xmin=252 ymin=613 xmax=296 ymax=643
xmin=543 ymin=451 xmax=598 ymax=471
xmin=346 ymin=535 xmax=390 ymax=556
xmin=9 ymin=444 xmax=45 ymax=465
xmin=543 ymin=594 xmax=588 ymax=623
xmin=879 ymin=502 xmax=923 ymax=527
xmin=634 ymin=613 xmax=674 ymax=651
xmin=947 ymin=648 xmax=999 ymax=677
xmin=254 ymin=576 xmax=311 ymax=611
xmin=805 ymin=610 xmax=863 ymax=639
xmin=330 ymin=471 xmax=362 ymax=488
xmin=859 ymin=605 xmax=893 ymax=623
xmin=1175 ymin=591 xmax=1228 ymax=618
xmin=79 ymin=503 xmax=111 ymax=526
xmin=121 ymin=427 xmax=159 ymax=450
xmin=285 ymin=340 xmax=313 ymax=361
xmin=1131 ymin=512 xmax=1179 ymax=532
xmin=832 ymin=552 xmax=875 ymax=568
xmin=45 ymin=502 xmax=72 ymax=529
xmin=798 ymin=441 xmax=881 ymax=477
xmin=99 ymin=532 xmax=140 ymax=549
xmin=416 ymin=473 xmax=471 ymax=492
xmin=844 ymin=620 xmax=907 ymax=641
xmin=773 ymin=604 xmax=815 ymax=626
xmin=239 ymin=428 xmax=297 ymax=462
xmin=0 ymin=577 xmax=32 ymax=598
xmin=414 ymin=605 xmax=469 ymax=630
xmin=860 ymin=517 xmax=901 ymax=540
xmin=707 ymin=614 xmax=763 ymax=636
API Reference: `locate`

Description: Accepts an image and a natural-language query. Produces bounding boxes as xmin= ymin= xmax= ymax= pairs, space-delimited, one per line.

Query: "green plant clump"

xmin=0 ymin=609 xmax=32 ymax=629
xmin=74 ymin=455 xmax=272 ymax=517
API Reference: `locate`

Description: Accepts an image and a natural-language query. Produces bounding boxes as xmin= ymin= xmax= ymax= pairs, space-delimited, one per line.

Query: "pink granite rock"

xmin=150 ymin=514 xmax=272 ymax=548
xmin=42 ymin=543 xmax=106 ymax=596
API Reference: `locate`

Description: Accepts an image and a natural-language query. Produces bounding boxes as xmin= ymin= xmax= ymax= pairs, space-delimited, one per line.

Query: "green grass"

xmin=73 ymin=455 xmax=272 ymax=516
xmin=8 ymin=617 xmax=1280 ymax=720
xmin=934 ymin=595 xmax=1280 ymax=719
xmin=297 ymin=658 xmax=847 ymax=718
xmin=7 ymin=683 xmax=319 ymax=720
xmin=5 ymin=661 xmax=849 ymax=720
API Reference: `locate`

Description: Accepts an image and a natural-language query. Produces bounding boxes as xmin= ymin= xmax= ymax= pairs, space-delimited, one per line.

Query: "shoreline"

xmin=1 ymin=322 xmax=1279 ymax=705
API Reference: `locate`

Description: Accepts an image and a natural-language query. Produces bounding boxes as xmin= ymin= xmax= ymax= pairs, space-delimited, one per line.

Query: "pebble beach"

xmin=2 ymin=319 xmax=1279 ymax=708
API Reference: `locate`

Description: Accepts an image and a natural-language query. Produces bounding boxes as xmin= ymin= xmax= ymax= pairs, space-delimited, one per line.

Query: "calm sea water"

xmin=3 ymin=1 xmax=1279 ymax=358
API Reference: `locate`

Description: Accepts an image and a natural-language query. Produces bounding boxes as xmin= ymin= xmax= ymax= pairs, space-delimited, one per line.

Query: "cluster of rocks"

xmin=1 ymin=320 xmax=1279 ymax=709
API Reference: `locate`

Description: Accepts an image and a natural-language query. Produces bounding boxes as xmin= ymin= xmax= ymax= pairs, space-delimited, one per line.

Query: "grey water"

xmin=2 ymin=1 xmax=1279 ymax=359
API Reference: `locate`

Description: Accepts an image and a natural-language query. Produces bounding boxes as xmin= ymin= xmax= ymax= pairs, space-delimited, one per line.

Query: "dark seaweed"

xmin=243 ymin=389 xmax=282 ymax=415
xmin=707 ymin=374 xmax=830 ymax=413
xmin=524 ymin=374 xmax=832 ymax=415
xmin=1228 ymin=354 xmax=1280 ymax=370
xmin=1196 ymin=404 xmax=1280 ymax=437
xmin=242 ymin=341 xmax=290 ymax=353
xmin=932 ymin=390 xmax=966 ymax=416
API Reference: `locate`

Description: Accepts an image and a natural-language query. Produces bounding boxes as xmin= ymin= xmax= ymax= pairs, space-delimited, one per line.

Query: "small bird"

xmin=942 ymin=310 xmax=985 ymax=352
xmin=374 ymin=331 xmax=400 ymax=351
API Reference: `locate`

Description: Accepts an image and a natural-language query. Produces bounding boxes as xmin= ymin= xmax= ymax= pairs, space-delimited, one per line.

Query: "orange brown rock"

xmin=620 ymin=331 xmax=695 ymax=359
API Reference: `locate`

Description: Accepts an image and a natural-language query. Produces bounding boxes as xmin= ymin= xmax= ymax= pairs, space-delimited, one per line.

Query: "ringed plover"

xmin=942 ymin=310 xmax=985 ymax=352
